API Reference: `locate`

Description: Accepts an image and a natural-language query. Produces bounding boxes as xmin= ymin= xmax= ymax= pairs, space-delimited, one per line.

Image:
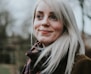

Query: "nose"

xmin=41 ymin=17 xmax=49 ymax=26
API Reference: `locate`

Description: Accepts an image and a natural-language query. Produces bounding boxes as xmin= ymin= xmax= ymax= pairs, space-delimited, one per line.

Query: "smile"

xmin=38 ymin=30 xmax=53 ymax=34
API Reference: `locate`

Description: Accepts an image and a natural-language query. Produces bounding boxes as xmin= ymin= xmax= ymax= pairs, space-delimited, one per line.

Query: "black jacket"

xmin=22 ymin=42 xmax=91 ymax=74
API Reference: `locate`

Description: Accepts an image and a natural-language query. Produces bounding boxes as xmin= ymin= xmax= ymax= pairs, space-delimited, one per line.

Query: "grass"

xmin=0 ymin=64 xmax=18 ymax=74
xmin=0 ymin=66 xmax=10 ymax=74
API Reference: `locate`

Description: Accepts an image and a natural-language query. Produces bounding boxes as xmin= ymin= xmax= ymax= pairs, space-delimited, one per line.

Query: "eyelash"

xmin=49 ymin=15 xmax=58 ymax=21
xmin=36 ymin=15 xmax=43 ymax=20
xmin=35 ymin=14 xmax=58 ymax=21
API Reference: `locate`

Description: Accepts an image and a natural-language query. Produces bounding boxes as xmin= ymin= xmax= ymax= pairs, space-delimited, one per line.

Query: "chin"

xmin=39 ymin=39 xmax=48 ymax=43
xmin=39 ymin=39 xmax=53 ymax=46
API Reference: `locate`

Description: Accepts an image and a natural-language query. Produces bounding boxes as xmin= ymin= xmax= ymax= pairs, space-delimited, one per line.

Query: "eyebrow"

xmin=36 ymin=10 xmax=54 ymax=14
xmin=36 ymin=11 xmax=43 ymax=14
xmin=50 ymin=12 xmax=55 ymax=15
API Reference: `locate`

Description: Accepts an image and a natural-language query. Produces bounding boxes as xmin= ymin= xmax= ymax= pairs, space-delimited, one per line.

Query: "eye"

xmin=49 ymin=14 xmax=58 ymax=21
xmin=35 ymin=14 xmax=43 ymax=20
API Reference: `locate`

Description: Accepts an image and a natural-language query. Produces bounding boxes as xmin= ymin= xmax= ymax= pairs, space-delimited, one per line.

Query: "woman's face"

xmin=33 ymin=1 xmax=64 ymax=46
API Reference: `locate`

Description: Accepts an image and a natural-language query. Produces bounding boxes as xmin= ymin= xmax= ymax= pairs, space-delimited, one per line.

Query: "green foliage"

xmin=0 ymin=66 xmax=10 ymax=74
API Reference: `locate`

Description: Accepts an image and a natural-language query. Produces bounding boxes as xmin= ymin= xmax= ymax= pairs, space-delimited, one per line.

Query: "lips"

xmin=38 ymin=29 xmax=53 ymax=34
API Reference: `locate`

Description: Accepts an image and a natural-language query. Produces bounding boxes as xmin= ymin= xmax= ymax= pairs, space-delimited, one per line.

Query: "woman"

xmin=22 ymin=0 xmax=91 ymax=74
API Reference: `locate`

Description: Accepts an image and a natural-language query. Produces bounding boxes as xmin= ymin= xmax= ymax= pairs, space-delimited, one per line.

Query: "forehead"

xmin=36 ymin=1 xmax=52 ymax=13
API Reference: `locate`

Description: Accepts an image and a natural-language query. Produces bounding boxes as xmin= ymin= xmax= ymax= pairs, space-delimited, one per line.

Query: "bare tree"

xmin=78 ymin=0 xmax=85 ymax=34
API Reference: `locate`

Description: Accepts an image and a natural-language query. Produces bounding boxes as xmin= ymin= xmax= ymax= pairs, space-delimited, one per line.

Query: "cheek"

xmin=33 ymin=21 xmax=37 ymax=30
xmin=33 ymin=20 xmax=40 ymax=31
xmin=53 ymin=23 xmax=63 ymax=34
xmin=33 ymin=20 xmax=41 ymax=38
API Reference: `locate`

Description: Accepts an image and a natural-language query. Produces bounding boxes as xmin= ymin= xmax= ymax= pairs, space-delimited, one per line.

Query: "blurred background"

xmin=0 ymin=0 xmax=91 ymax=74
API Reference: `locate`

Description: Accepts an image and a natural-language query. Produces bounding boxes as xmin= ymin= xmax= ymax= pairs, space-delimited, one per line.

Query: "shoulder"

xmin=72 ymin=55 xmax=91 ymax=74
xmin=75 ymin=55 xmax=91 ymax=63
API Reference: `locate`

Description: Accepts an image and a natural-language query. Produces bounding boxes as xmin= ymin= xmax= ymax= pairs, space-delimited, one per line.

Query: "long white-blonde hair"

xmin=32 ymin=0 xmax=85 ymax=74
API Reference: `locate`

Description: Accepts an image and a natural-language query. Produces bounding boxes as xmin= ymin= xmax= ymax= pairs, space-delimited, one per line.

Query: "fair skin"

xmin=33 ymin=1 xmax=64 ymax=46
